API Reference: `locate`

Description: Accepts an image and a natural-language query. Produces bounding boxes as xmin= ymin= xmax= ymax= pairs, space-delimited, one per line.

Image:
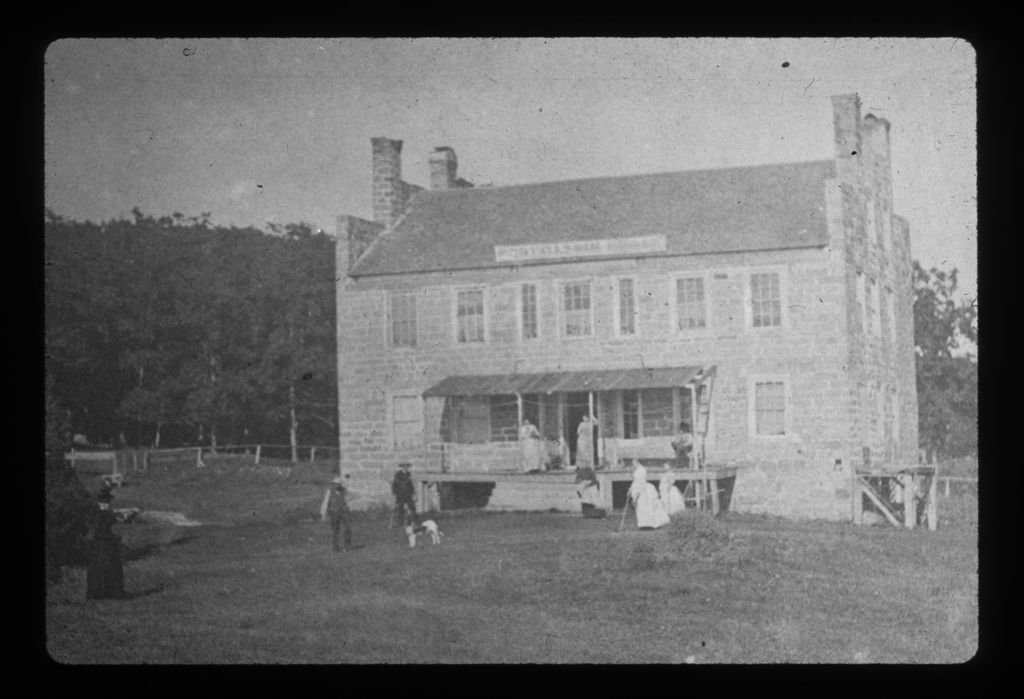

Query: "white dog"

xmin=404 ymin=519 xmax=443 ymax=547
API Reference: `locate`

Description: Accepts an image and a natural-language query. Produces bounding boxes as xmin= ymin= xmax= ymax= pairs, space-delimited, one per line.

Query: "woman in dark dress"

xmin=86 ymin=486 xmax=125 ymax=600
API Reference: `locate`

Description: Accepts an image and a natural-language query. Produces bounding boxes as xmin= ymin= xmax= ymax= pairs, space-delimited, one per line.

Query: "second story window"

xmin=563 ymin=281 xmax=592 ymax=337
xmin=618 ymin=278 xmax=637 ymax=336
xmin=866 ymin=196 xmax=878 ymax=249
xmin=676 ymin=277 xmax=706 ymax=331
xmin=521 ymin=283 xmax=538 ymax=340
xmin=389 ymin=292 xmax=417 ymax=348
xmin=750 ymin=272 xmax=782 ymax=328
xmin=456 ymin=288 xmax=485 ymax=343
xmin=867 ymin=278 xmax=880 ymax=336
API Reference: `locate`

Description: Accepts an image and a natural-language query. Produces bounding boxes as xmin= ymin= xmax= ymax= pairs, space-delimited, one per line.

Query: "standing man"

xmin=391 ymin=462 xmax=419 ymax=527
xmin=320 ymin=475 xmax=353 ymax=552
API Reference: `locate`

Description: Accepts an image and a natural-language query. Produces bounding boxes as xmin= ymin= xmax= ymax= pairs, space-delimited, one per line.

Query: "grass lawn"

xmin=46 ymin=460 xmax=978 ymax=664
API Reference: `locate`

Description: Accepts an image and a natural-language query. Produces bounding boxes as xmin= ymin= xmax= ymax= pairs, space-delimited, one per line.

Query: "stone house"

xmin=334 ymin=93 xmax=918 ymax=520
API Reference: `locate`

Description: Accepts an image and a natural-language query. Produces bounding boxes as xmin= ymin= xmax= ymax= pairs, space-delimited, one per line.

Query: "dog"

xmin=404 ymin=519 xmax=443 ymax=548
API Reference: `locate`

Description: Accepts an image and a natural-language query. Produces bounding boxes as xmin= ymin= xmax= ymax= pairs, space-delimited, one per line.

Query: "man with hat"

xmin=320 ymin=474 xmax=353 ymax=552
xmin=391 ymin=462 xmax=419 ymax=528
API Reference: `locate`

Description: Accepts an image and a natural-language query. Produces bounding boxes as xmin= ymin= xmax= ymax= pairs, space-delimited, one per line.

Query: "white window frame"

xmin=387 ymin=291 xmax=418 ymax=349
xmin=517 ymin=281 xmax=541 ymax=342
xmin=389 ymin=390 xmax=424 ymax=452
xmin=886 ymin=285 xmax=897 ymax=347
xmin=671 ymin=272 xmax=712 ymax=335
xmin=865 ymin=194 xmax=879 ymax=250
xmin=867 ymin=277 xmax=881 ymax=337
xmin=613 ymin=276 xmax=640 ymax=338
xmin=744 ymin=267 xmax=788 ymax=330
xmin=855 ymin=270 xmax=867 ymax=332
xmin=452 ymin=285 xmax=489 ymax=345
xmin=559 ymin=278 xmax=595 ymax=339
xmin=747 ymin=374 xmax=793 ymax=439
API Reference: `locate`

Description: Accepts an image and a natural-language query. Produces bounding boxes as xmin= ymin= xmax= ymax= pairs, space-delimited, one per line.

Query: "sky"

xmin=44 ymin=37 xmax=976 ymax=302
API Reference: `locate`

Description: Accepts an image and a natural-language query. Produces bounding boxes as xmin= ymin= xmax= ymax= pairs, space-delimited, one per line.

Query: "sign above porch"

xmin=494 ymin=235 xmax=667 ymax=263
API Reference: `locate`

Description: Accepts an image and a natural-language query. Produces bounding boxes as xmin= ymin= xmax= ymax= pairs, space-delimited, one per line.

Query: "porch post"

xmin=516 ymin=393 xmax=523 ymax=428
xmin=903 ymin=474 xmax=916 ymax=529
xmin=689 ymin=386 xmax=699 ymax=470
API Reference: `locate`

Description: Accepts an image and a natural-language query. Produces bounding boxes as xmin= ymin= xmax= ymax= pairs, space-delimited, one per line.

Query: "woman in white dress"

xmin=518 ymin=419 xmax=545 ymax=473
xmin=627 ymin=462 xmax=670 ymax=529
xmin=575 ymin=415 xmax=595 ymax=469
xmin=658 ymin=466 xmax=687 ymax=516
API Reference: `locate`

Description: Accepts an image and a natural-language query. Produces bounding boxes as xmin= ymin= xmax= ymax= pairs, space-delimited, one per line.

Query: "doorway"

xmin=564 ymin=392 xmax=598 ymax=466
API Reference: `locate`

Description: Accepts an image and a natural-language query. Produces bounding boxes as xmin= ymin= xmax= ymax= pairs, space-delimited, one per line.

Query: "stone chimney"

xmin=831 ymin=93 xmax=862 ymax=160
xmin=429 ymin=146 xmax=459 ymax=190
xmin=372 ymin=137 xmax=404 ymax=225
xmin=858 ymin=113 xmax=892 ymax=174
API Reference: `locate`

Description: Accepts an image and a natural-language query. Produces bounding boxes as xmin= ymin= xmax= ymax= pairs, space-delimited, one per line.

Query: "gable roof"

xmin=349 ymin=158 xmax=836 ymax=277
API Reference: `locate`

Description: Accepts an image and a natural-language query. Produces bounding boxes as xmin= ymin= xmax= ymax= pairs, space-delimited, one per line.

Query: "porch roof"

xmin=422 ymin=365 xmax=715 ymax=397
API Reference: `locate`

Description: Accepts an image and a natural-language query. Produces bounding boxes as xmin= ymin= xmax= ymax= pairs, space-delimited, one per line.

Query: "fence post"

xmin=927 ymin=472 xmax=938 ymax=531
xmin=944 ymin=478 xmax=950 ymax=498
xmin=310 ymin=447 xmax=317 ymax=463
xmin=255 ymin=445 xmax=261 ymax=465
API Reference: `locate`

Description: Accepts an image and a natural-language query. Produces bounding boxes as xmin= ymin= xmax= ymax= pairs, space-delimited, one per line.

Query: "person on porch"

xmin=672 ymin=420 xmax=694 ymax=470
xmin=575 ymin=466 xmax=606 ymax=518
xmin=518 ymin=419 xmax=545 ymax=473
xmin=628 ymin=462 xmax=669 ymax=530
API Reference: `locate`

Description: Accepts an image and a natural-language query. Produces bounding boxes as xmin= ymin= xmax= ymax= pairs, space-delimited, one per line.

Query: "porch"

xmin=423 ymin=364 xmax=716 ymax=472
xmin=414 ymin=466 xmax=738 ymax=515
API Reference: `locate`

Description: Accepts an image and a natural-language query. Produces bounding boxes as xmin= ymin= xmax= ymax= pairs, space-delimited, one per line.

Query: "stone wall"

xmin=831 ymin=94 xmax=919 ymax=471
xmin=336 ymin=243 xmax=859 ymax=518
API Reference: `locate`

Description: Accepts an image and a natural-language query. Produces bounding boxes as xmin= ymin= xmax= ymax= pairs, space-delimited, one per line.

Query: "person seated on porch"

xmin=658 ymin=464 xmax=687 ymax=516
xmin=574 ymin=466 xmax=606 ymax=519
xmin=518 ymin=419 xmax=545 ymax=473
xmin=671 ymin=421 xmax=694 ymax=470
xmin=628 ymin=463 xmax=669 ymax=530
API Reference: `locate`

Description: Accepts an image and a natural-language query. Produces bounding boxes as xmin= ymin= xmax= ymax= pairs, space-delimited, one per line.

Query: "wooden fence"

xmin=936 ymin=476 xmax=978 ymax=498
xmin=69 ymin=444 xmax=341 ymax=475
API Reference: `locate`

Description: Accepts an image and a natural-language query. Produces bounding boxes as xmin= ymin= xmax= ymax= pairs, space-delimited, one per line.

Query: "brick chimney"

xmin=372 ymin=137 xmax=404 ymax=225
xmin=831 ymin=93 xmax=862 ymax=160
xmin=429 ymin=146 xmax=458 ymax=190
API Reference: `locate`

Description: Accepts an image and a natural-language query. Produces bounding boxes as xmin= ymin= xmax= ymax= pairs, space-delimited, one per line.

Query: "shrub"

xmin=45 ymin=455 xmax=94 ymax=581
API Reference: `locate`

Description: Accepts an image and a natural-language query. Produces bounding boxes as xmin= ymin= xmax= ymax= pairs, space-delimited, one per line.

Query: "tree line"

xmin=44 ymin=210 xmax=977 ymax=463
xmin=44 ymin=209 xmax=337 ymax=460
xmin=912 ymin=261 xmax=977 ymax=463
